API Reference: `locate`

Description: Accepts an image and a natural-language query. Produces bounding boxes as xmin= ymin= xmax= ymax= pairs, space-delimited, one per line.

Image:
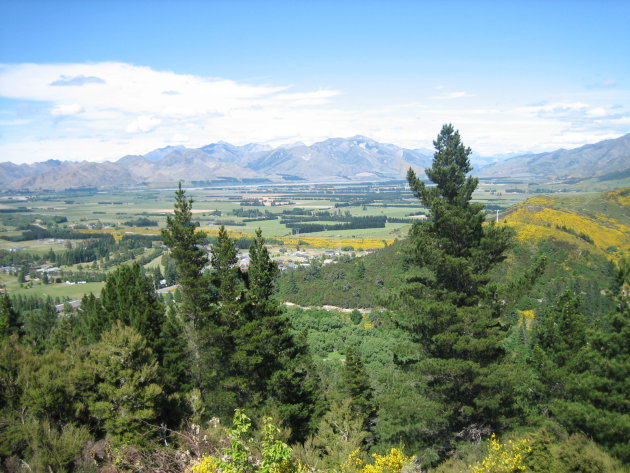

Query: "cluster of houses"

xmin=232 ymin=248 xmax=368 ymax=272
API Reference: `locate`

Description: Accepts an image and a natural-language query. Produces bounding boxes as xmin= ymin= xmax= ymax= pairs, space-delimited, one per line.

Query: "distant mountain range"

xmin=1 ymin=133 xmax=629 ymax=191
xmin=477 ymin=133 xmax=630 ymax=179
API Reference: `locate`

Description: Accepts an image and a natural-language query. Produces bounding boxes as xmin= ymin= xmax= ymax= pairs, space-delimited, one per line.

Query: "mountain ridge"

xmin=1 ymin=133 xmax=629 ymax=191
xmin=477 ymin=133 xmax=630 ymax=178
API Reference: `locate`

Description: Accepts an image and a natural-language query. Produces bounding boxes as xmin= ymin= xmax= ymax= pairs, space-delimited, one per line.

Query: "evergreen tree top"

xmin=407 ymin=123 xmax=478 ymax=208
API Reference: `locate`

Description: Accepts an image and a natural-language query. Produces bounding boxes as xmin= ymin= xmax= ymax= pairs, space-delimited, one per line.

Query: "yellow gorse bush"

xmin=344 ymin=448 xmax=411 ymax=473
xmin=503 ymin=200 xmax=630 ymax=261
xmin=517 ymin=309 xmax=535 ymax=331
xmin=604 ymin=187 xmax=630 ymax=206
xmin=278 ymin=236 xmax=394 ymax=250
xmin=470 ymin=434 xmax=532 ymax=473
xmin=191 ymin=456 xmax=219 ymax=473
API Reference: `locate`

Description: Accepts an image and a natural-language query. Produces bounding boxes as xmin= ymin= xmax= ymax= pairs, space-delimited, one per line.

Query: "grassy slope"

xmin=278 ymin=188 xmax=629 ymax=314
xmin=501 ymin=188 xmax=630 ymax=262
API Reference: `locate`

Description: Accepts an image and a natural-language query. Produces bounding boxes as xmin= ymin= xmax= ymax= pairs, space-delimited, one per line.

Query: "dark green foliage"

xmin=540 ymin=259 xmax=630 ymax=462
xmin=247 ymin=229 xmax=278 ymax=303
xmin=162 ymin=253 xmax=178 ymax=285
xmin=211 ymin=225 xmax=244 ymax=325
xmin=530 ymin=291 xmax=587 ymax=401
xmin=0 ymin=293 xmax=20 ymax=339
xmin=158 ymin=305 xmax=193 ymax=395
xmin=0 ymin=336 xmax=29 ymax=456
xmin=341 ymin=347 xmax=376 ymax=432
xmin=157 ymin=305 xmax=194 ymax=427
xmin=162 ymin=185 xmax=217 ymax=396
xmin=123 ymin=216 xmax=158 ymax=227
xmin=100 ymin=262 xmax=164 ymax=348
xmin=221 ymin=229 xmax=321 ymax=441
xmin=87 ymin=322 xmax=163 ymax=447
xmin=399 ymin=124 xmax=516 ymax=452
xmin=22 ymin=297 xmax=58 ymax=353
xmin=74 ymin=262 xmax=165 ymax=353
xmin=161 ymin=182 xmax=210 ymax=330
xmin=20 ymin=349 xmax=88 ymax=425
xmin=76 ymin=293 xmax=106 ymax=345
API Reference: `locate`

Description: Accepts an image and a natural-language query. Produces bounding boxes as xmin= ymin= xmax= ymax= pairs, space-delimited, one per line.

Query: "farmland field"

xmin=0 ymin=178 xmax=558 ymax=301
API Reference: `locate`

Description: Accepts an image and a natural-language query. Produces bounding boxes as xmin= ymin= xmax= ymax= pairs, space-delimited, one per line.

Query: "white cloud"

xmin=0 ymin=62 xmax=627 ymax=162
xmin=50 ymin=75 xmax=106 ymax=86
xmin=51 ymin=103 xmax=83 ymax=116
xmin=126 ymin=115 xmax=161 ymax=133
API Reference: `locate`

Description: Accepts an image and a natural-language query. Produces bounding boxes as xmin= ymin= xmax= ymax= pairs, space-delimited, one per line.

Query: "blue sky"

xmin=0 ymin=0 xmax=628 ymax=163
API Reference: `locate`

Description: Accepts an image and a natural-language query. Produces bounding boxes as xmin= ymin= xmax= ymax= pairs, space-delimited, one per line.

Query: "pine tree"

xmin=211 ymin=225 xmax=243 ymax=324
xmin=157 ymin=304 xmax=194 ymax=427
xmin=341 ymin=347 xmax=376 ymax=432
xmin=87 ymin=322 xmax=163 ymax=447
xmin=228 ymin=229 xmax=321 ymax=441
xmin=161 ymin=183 xmax=215 ymax=390
xmin=400 ymin=124 xmax=515 ymax=449
xmin=161 ymin=182 xmax=210 ymax=331
xmin=23 ymin=298 xmax=58 ymax=353
xmin=0 ymin=293 xmax=20 ymax=339
xmin=74 ymin=263 xmax=164 ymax=350
xmin=152 ymin=265 xmax=164 ymax=289
xmin=100 ymin=262 xmax=164 ymax=349
xmin=544 ymin=259 xmax=630 ymax=462
xmin=76 ymin=293 xmax=106 ymax=345
xmin=530 ymin=291 xmax=587 ymax=402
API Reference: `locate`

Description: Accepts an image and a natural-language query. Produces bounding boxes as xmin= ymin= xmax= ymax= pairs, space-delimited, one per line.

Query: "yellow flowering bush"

xmin=517 ymin=310 xmax=535 ymax=331
xmin=344 ymin=448 xmax=411 ymax=473
xmin=503 ymin=201 xmax=630 ymax=261
xmin=470 ymin=434 xmax=532 ymax=473
xmin=604 ymin=187 xmax=630 ymax=206
xmin=278 ymin=236 xmax=394 ymax=250
xmin=191 ymin=456 xmax=219 ymax=473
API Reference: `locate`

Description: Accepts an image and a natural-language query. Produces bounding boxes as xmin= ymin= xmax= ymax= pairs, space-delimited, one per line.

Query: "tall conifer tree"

xmin=227 ymin=229 xmax=320 ymax=441
xmin=161 ymin=183 xmax=210 ymax=331
xmin=401 ymin=124 xmax=515 ymax=449
xmin=342 ymin=347 xmax=376 ymax=433
xmin=0 ymin=294 xmax=20 ymax=340
xmin=161 ymin=183 xmax=216 ymax=391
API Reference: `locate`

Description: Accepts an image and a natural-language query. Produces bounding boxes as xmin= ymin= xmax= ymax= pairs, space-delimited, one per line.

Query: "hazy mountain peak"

xmin=144 ymin=145 xmax=186 ymax=162
xmin=2 ymin=134 xmax=628 ymax=191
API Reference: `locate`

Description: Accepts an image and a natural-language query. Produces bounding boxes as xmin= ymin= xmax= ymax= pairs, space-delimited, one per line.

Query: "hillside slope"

xmin=278 ymin=189 xmax=628 ymax=315
xmin=501 ymin=188 xmax=630 ymax=261
xmin=478 ymin=133 xmax=630 ymax=179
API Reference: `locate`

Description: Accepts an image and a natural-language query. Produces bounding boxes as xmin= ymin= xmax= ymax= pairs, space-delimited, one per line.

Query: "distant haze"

xmin=2 ymin=133 xmax=629 ymax=191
